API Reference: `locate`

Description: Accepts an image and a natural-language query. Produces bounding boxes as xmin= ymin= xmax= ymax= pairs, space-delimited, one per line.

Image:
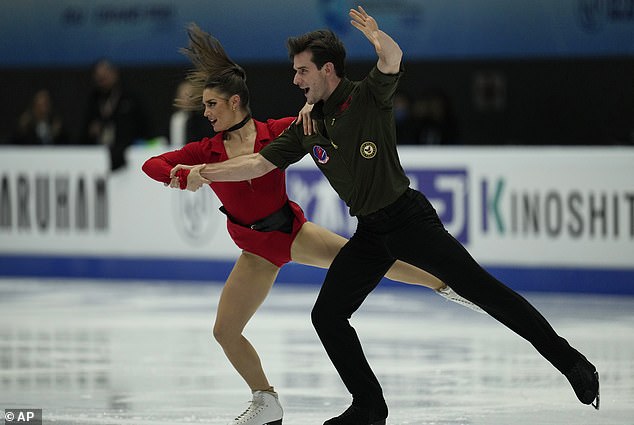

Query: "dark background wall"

xmin=1 ymin=57 xmax=633 ymax=146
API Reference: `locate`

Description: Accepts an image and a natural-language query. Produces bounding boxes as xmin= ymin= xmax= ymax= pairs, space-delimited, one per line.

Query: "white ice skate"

xmin=230 ymin=390 xmax=283 ymax=425
xmin=436 ymin=285 xmax=485 ymax=314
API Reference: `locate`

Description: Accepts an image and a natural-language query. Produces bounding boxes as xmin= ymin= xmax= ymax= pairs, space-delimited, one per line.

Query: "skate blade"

xmin=591 ymin=371 xmax=600 ymax=410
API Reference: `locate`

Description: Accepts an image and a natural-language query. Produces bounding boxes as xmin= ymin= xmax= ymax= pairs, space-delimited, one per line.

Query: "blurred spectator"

xmin=412 ymin=88 xmax=458 ymax=145
xmin=393 ymin=91 xmax=419 ymax=145
xmin=12 ymin=89 xmax=68 ymax=145
xmin=169 ymin=80 xmax=212 ymax=147
xmin=81 ymin=59 xmax=147 ymax=171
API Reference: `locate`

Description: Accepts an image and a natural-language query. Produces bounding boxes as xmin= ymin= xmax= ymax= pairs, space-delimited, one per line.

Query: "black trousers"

xmin=311 ymin=188 xmax=577 ymax=407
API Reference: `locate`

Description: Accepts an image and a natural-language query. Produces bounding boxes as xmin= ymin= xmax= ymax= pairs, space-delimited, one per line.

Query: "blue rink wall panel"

xmin=0 ymin=255 xmax=632 ymax=295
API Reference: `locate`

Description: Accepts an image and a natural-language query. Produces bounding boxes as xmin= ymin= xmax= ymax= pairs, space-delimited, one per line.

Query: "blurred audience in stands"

xmin=397 ymin=88 xmax=458 ymax=145
xmin=81 ymin=58 xmax=148 ymax=171
xmin=12 ymin=89 xmax=68 ymax=145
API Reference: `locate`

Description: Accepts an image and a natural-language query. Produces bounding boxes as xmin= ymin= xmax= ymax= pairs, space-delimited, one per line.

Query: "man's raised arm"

xmin=349 ymin=6 xmax=402 ymax=75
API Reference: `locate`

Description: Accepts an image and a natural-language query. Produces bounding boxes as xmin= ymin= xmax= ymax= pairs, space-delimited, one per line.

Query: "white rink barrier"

xmin=1 ymin=145 xmax=632 ymax=294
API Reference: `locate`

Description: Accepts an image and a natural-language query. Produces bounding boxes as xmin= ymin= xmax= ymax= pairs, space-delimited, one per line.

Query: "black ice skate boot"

xmin=564 ymin=352 xmax=600 ymax=410
xmin=323 ymin=402 xmax=388 ymax=425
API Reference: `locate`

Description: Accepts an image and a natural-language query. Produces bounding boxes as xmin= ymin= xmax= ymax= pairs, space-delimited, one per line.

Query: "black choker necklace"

xmin=223 ymin=114 xmax=251 ymax=139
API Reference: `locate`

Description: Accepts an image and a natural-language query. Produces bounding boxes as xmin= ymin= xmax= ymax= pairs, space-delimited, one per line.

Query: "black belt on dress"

xmin=219 ymin=202 xmax=294 ymax=234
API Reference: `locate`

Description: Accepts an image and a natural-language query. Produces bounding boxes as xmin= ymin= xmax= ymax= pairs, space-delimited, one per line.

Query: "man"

xmin=172 ymin=7 xmax=599 ymax=425
xmin=82 ymin=59 xmax=147 ymax=171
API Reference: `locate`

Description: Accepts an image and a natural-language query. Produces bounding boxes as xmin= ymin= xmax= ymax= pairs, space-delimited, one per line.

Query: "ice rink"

xmin=1 ymin=278 xmax=632 ymax=425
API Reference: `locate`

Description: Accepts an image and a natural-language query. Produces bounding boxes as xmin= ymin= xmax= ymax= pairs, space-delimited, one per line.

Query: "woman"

xmin=142 ymin=24 xmax=481 ymax=425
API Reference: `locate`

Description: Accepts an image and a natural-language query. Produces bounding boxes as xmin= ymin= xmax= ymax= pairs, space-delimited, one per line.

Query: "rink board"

xmin=0 ymin=145 xmax=632 ymax=294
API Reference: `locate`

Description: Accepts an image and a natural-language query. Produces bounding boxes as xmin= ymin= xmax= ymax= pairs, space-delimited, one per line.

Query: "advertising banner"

xmin=0 ymin=146 xmax=238 ymax=259
xmin=286 ymin=146 xmax=634 ymax=269
xmin=1 ymin=145 xmax=632 ymax=293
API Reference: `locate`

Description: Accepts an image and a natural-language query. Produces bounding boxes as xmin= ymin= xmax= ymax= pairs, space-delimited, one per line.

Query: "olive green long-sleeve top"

xmin=260 ymin=66 xmax=410 ymax=217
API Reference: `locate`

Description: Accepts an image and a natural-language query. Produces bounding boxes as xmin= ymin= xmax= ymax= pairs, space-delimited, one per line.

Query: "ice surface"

xmin=1 ymin=279 xmax=632 ymax=425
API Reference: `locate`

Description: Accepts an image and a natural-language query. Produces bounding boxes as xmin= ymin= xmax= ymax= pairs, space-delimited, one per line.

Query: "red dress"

xmin=142 ymin=118 xmax=307 ymax=267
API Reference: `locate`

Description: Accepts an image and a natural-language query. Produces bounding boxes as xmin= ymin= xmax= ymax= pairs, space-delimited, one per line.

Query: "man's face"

xmin=292 ymin=50 xmax=329 ymax=105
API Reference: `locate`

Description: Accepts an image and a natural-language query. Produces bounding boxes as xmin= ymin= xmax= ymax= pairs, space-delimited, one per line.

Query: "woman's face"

xmin=202 ymin=87 xmax=238 ymax=132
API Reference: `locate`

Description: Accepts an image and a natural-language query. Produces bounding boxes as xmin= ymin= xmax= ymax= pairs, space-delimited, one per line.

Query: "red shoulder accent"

xmin=267 ymin=117 xmax=296 ymax=138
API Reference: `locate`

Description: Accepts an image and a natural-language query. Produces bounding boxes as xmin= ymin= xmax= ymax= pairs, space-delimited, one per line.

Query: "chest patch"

xmin=313 ymin=145 xmax=330 ymax=164
xmin=360 ymin=141 xmax=377 ymax=159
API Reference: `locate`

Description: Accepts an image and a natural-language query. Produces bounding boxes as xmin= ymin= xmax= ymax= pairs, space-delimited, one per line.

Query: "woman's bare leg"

xmin=214 ymin=251 xmax=280 ymax=391
xmin=290 ymin=221 xmax=445 ymax=290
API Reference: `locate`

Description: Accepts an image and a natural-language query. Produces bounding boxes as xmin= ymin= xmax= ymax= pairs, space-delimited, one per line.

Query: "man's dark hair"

xmin=286 ymin=29 xmax=346 ymax=78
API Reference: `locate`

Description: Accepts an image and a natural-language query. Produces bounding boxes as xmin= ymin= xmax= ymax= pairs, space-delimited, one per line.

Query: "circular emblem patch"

xmin=360 ymin=141 xmax=377 ymax=159
xmin=313 ymin=145 xmax=330 ymax=164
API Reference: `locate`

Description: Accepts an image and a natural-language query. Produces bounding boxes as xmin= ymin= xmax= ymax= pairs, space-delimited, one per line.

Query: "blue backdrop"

xmin=1 ymin=0 xmax=633 ymax=67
